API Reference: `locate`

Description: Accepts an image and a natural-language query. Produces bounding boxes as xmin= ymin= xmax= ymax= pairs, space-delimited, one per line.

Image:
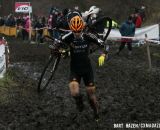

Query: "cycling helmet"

xmin=62 ymin=8 xmax=69 ymax=16
xmin=88 ymin=6 xmax=100 ymax=15
xmin=69 ymin=15 xmax=85 ymax=32
xmin=89 ymin=6 xmax=97 ymax=11
xmin=67 ymin=11 xmax=82 ymax=22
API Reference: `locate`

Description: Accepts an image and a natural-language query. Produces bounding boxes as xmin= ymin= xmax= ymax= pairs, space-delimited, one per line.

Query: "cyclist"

xmin=84 ymin=6 xmax=110 ymax=40
xmin=58 ymin=15 xmax=110 ymax=121
xmin=56 ymin=8 xmax=70 ymax=30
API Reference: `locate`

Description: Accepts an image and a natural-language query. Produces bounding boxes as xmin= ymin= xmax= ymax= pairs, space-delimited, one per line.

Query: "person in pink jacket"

xmin=25 ymin=16 xmax=30 ymax=33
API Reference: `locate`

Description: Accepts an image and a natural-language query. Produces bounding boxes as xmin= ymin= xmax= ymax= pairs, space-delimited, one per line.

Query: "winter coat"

xmin=25 ymin=18 xmax=30 ymax=33
xmin=120 ymin=21 xmax=135 ymax=36
xmin=135 ymin=15 xmax=142 ymax=28
xmin=119 ymin=20 xmax=135 ymax=42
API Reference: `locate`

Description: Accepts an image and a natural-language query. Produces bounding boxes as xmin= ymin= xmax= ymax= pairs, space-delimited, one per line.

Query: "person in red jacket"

xmin=135 ymin=13 xmax=142 ymax=28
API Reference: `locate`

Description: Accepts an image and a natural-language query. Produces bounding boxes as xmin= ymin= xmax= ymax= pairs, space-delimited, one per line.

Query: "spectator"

xmin=25 ymin=16 xmax=30 ymax=33
xmin=134 ymin=13 xmax=142 ymax=28
xmin=21 ymin=17 xmax=26 ymax=40
xmin=5 ymin=14 xmax=16 ymax=27
xmin=34 ymin=18 xmax=45 ymax=43
xmin=139 ymin=5 xmax=146 ymax=21
xmin=21 ymin=16 xmax=30 ymax=41
xmin=117 ymin=16 xmax=135 ymax=55
xmin=0 ymin=17 xmax=5 ymax=26
xmin=16 ymin=16 xmax=22 ymax=26
xmin=56 ymin=8 xmax=70 ymax=30
xmin=49 ymin=6 xmax=54 ymax=14
xmin=52 ymin=11 xmax=59 ymax=38
xmin=130 ymin=13 xmax=136 ymax=24
xmin=15 ymin=16 xmax=24 ymax=38
xmin=47 ymin=11 xmax=59 ymax=35
xmin=41 ymin=16 xmax=46 ymax=26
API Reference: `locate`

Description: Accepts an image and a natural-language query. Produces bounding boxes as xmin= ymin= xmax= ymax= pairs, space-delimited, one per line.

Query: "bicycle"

xmin=37 ymin=16 xmax=112 ymax=93
xmin=37 ymin=36 xmax=69 ymax=92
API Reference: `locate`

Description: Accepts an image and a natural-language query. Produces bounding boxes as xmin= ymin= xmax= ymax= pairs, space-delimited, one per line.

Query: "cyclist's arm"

xmin=61 ymin=31 xmax=73 ymax=44
xmin=85 ymin=33 xmax=109 ymax=55
xmin=48 ymin=31 xmax=73 ymax=49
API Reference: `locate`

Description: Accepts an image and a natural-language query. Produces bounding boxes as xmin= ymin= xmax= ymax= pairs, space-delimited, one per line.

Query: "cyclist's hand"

xmin=98 ymin=54 xmax=106 ymax=66
xmin=97 ymin=39 xmax=104 ymax=46
xmin=54 ymin=39 xmax=61 ymax=44
xmin=59 ymin=48 xmax=66 ymax=53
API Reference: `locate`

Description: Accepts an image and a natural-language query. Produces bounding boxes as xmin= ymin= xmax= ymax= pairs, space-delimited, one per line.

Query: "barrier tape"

xmin=16 ymin=26 xmax=71 ymax=32
xmin=106 ymin=36 xmax=160 ymax=44
xmin=17 ymin=26 xmax=47 ymax=31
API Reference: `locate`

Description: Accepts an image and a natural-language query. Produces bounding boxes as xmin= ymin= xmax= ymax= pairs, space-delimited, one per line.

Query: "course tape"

xmin=107 ymin=36 xmax=160 ymax=44
xmin=17 ymin=26 xmax=71 ymax=32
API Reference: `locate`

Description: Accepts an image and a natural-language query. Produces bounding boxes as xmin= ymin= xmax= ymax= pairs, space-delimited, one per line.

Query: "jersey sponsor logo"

xmin=73 ymin=50 xmax=85 ymax=53
xmin=74 ymin=44 xmax=87 ymax=49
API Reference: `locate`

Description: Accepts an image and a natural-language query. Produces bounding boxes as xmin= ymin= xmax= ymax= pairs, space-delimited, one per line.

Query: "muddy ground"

xmin=0 ymin=36 xmax=160 ymax=130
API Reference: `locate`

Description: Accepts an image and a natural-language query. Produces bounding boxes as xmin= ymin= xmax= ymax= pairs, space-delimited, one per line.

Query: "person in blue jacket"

xmin=117 ymin=16 xmax=135 ymax=55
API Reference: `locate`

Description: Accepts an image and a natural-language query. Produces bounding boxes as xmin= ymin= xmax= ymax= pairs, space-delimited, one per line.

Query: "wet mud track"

xmin=0 ymin=37 xmax=160 ymax=130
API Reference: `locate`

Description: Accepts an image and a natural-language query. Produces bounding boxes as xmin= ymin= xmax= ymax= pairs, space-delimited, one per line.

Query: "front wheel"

xmin=37 ymin=55 xmax=60 ymax=93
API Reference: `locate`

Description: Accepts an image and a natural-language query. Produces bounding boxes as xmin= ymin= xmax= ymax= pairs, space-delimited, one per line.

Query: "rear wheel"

xmin=37 ymin=55 xmax=61 ymax=92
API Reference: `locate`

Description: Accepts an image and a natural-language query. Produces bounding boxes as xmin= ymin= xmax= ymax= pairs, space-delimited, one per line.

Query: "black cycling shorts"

xmin=69 ymin=70 xmax=94 ymax=86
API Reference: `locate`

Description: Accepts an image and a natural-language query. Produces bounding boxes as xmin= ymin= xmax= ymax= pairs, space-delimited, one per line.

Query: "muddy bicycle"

xmin=37 ymin=16 xmax=112 ymax=93
xmin=37 ymin=36 xmax=69 ymax=92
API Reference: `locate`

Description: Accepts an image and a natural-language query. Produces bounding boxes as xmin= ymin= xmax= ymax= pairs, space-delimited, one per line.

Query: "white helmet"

xmin=89 ymin=6 xmax=97 ymax=11
xmin=88 ymin=6 xmax=100 ymax=15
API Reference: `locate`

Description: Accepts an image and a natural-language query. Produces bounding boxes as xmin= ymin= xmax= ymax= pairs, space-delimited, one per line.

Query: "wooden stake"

xmin=28 ymin=2 xmax=32 ymax=41
xmin=145 ymin=34 xmax=152 ymax=71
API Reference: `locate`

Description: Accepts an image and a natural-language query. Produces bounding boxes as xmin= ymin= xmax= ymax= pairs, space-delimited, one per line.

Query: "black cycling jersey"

xmin=61 ymin=32 xmax=107 ymax=85
xmin=62 ymin=32 xmax=106 ymax=73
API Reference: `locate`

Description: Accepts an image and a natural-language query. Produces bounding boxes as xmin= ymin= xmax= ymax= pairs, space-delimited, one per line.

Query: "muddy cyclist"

xmin=54 ymin=15 xmax=109 ymax=121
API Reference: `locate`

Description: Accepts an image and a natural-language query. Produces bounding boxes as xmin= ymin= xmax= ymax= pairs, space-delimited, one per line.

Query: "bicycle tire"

xmin=37 ymin=55 xmax=61 ymax=92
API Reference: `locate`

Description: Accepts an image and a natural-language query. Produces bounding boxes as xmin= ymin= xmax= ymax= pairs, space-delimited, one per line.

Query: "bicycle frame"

xmin=37 ymin=36 xmax=69 ymax=92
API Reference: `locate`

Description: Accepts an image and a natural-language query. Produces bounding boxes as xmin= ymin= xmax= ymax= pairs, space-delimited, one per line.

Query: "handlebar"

xmin=44 ymin=35 xmax=69 ymax=55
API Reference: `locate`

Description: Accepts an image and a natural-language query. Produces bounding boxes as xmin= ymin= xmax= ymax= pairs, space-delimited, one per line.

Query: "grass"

xmin=0 ymin=69 xmax=18 ymax=103
xmin=152 ymin=53 xmax=160 ymax=58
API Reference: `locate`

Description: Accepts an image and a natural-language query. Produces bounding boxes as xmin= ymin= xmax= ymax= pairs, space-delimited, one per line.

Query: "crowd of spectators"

xmin=0 ymin=5 xmax=146 ymax=44
xmin=0 ymin=13 xmax=47 ymax=42
xmin=0 ymin=6 xmax=80 ymax=43
xmin=116 ymin=5 xmax=146 ymax=56
xmin=130 ymin=5 xmax=146 ymax=28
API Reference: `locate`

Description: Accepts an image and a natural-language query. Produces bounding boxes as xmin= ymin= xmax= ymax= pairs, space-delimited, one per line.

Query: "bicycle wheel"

xmin=37 ymin=55 xmax=61 ymax=92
